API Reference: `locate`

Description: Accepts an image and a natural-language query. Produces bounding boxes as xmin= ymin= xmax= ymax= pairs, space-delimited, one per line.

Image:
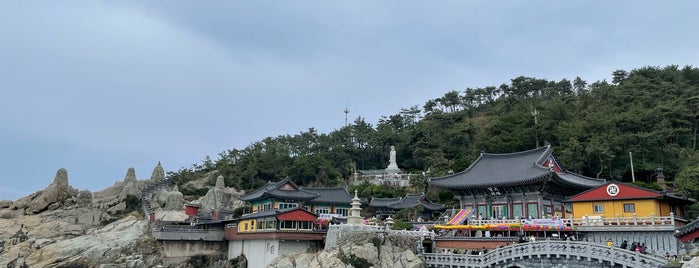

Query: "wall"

xmin=580 ymin=230 xmax=680 ymax=257
xmin=161 ymin=241 xmax=226 ymax=258
xmin=228 ymin=239 xmax=279 ymax=268
xmin=227 ymin=239 xmax=316 ymax=268
xmin=572 ymin=199 xmax=661 ymax=218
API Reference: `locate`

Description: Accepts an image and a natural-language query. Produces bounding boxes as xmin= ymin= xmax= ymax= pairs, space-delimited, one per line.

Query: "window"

xmin=527 ymin=203 xmax=538 ymax=219
xmin=336 ymin=208 xmax=349 ymax=217
xmin=262 ymin=203 xmax=272 ymax=211
xmin=593 ymin=204 xmax=604 ymax=213
xmin=315 ymin=207 xmax=330 ymax=215
xmin=278 ymin=202 xmax=298 ymax=209
xmin=512 ymin=204 xmax=523 ymax=219
xmin=281 ymin=221 xmax=297 ymax=229
xmin=623 ymin=203 xmax=635 ymax=213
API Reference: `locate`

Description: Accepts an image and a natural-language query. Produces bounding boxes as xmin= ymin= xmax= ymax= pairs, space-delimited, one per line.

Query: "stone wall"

xmin=581 ymin=230 xmax=679 ymax=257
xmin=161 ymin=240 xmax=225 ymax=258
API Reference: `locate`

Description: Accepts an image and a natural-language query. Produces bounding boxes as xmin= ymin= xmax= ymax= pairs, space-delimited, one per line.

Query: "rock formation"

xmin=10 ymin=168 xmax=78 ymax=214
xmin=119 ymin=167 xmax=141 ymax=201
xmin=0 ymin=164 xmax=168 ymax=267
xmin=150 ymin=161 xmax=165 ymax=182
xmin=269 ymin=231 xmax=424 ymax=268
xmin=150 ymin=186 xmax=184 ymax=211
xmin=190 ymin=176 xmax=246 ymax=212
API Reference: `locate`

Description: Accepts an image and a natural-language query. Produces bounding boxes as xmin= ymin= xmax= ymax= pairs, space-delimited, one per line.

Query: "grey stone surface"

xmin=26 ymin=168 xmax=79 ymax=214
xmin=0 ymin=200 xmax=12 ymax=209
xmin=150 ymin=162 xmax=165 ymax=182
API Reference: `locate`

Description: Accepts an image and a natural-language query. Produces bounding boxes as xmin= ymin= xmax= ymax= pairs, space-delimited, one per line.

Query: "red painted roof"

xmin=566 ymin=182 xmax=662 ymax=202
xmin=277 ymin=209 xmax=318 ymax=221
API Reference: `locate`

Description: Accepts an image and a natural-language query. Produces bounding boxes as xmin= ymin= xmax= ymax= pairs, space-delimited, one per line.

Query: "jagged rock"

xmin=215 ymin=176 xmax=225 ymax=189
xmin=76 ymin=190 xmax=93 ymax=207
xmin=163 ymin=192 xmax=184 ymax=211
xmin=191 ymin=178 xmax=245 ymax=212
xmin=119 ymin=168 xmax=140 ymax=201
xmin=270 ymin=232 xmax=423 ymax=268
xmin=26 ymin=169 xmax=79 ymax=214
xmin=107 ymin=202 xmax=126 ymax=215
xmin=0 ymin=200 xmax=12 ymax=209
xmin=150 ymin=162 xmax=165 ymax=182
xmin=23 ymin=216 xmax=148 ymax=267
xmin=150 ymin=188 xmax=184 ymax=211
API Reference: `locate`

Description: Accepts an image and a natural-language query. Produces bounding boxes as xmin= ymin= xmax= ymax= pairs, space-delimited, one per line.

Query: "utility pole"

xmin=629 ymin=152 xmax=636 ymax=182
xmin=531 ymin=105 xmax=539 ymax=147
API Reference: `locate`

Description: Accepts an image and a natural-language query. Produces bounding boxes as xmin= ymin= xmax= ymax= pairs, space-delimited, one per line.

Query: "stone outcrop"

xmin=150 ymin=162 xmax=165 ymax=182
xmin=0 ymin=164 xmax=172 ymax=267
xmin=119 ymin=168 xmax=141 ymax=201
xmin=190 ymin=176 xmax=246 ymax=212
xmin=150 ymin=187 xmax=184 ymax=211
xmin=22 ymin=216 xmax=151 ymax=267
xmin=269 ymin=231 xmax=424 ymax=268
xmin=0 ymin=200 xmax=12 ymax=209
xmin=10 ymin=169 xmax=79 ymax=214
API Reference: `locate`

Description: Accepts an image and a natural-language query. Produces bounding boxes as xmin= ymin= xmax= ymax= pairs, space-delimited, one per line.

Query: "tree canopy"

xmin=169 ymin=65 xmax=699 ymax=206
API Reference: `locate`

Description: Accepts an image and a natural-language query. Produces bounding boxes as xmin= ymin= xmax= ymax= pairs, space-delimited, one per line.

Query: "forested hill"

xmin=169 ymin=65 xmax=699 ymax=202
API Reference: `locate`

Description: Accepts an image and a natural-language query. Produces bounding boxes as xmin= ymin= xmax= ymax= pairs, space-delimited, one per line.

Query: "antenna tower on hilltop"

xmin=344 ymin=104 xmax=350 ymax=126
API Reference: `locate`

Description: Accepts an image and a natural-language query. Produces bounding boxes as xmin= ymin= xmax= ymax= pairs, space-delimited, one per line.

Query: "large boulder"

xmin=0 ymin=200 xmax=12 ymax=209
xmin=149 ymin=162 xmax=165 ymax=182
xmin=150 ymin=188 xmax=184 ymax=211
xmin=119 ymin=168 xmax=140 ymax=201
xmin=190 ymin=176 xmax=245 ymax=212
xmin=269 ymin=232 xmax=424 ymax=268
xmin=26 ymin=169 xmax=78 ymax=214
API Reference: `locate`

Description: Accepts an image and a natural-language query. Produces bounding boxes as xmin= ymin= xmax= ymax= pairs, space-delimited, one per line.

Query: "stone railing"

xmin=424 ymin=240 xmax=667 ymax=268
xmin=570 ymin=213 xmax=675 ymax=226
xmin=454 ymin=212 xmax=675 ymax=227
xmin=152 ymin=227 xmax=225 ymax=241
xmin=328 ymin=224 xmax=435 ymax=239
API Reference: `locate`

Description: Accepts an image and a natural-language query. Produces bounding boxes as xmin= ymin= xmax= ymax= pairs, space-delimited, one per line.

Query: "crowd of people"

xmin=616 ymin=240 xmax=648 ymax=254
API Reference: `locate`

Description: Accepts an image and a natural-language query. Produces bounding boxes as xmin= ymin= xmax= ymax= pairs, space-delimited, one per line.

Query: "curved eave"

xmin=429 ymin=173 xmax=550 ymax=190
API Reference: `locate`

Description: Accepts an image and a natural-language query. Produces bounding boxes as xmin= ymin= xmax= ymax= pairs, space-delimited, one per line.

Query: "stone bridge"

xmin=424 ymin=240 xmax=667 ymax=268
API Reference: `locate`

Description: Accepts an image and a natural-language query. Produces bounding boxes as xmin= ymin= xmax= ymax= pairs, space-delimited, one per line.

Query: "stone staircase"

xmin=141 ymin=178 xmax=174 ymax=217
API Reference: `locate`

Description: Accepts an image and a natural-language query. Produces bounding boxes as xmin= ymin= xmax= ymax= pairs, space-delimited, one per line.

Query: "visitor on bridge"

xmin=620 ymin=240 xmax=627 ymax=249
xmin=606 ymin=239 xmax=613 ymax=247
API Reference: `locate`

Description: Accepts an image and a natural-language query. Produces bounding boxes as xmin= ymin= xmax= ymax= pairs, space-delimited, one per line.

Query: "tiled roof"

xmin=676 ymin=218 xmax=699 ymax=237
xmin=389 ymin=193 xmax=445 ymax=211
xmin=301 ymin=187 xmax=353 ymax=205
xmin=237 ymin=207 xmax=319 ymax=220
xmin=429 ymin=146 xmax=604 ymax=190
xmin=239 ymin=178 xmax=320 ymax=202
xmin=369 ymin=197 xmax=401 ymax=207
xmin=369 ymin=193 xmax=444 ymax=211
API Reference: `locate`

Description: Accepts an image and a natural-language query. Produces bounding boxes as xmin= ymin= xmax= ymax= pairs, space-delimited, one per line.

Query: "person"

xmin=530 ymin=235 xmax=536 ymax=242
xmin=606 ymin=239 xmax=613 ymax=247
xmin=665 ymin=252 xmax=671 ymax=259
xmin=620 ymin=240 xmax=627 ymax=250
xmin=629 ymin=242 xmax=637 ymax=251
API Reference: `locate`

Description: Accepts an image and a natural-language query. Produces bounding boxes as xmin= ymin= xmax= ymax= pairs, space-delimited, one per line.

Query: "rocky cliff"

xmin=269 ymin=231 xmax=425 ymax=268
xmin=0 ymin=165 xmax=174 ymax=267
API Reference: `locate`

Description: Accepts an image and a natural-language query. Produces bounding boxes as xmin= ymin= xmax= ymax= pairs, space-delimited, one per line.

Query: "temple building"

xmin=353 ymin=146 xmax=412 ymax=187
xmin=239 ymin=178 xmax=353 ymax=221
xmin=566 ymin=181 xmax=692 ymax=220
xmin=369 ymin=192 xmax=444 ymax=220
xmin=429 ymin=145 xmax=605 ymax=219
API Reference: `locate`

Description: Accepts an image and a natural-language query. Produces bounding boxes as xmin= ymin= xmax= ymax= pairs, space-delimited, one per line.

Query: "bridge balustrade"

xmin=423 ymin=240 xmax=667 ymax=268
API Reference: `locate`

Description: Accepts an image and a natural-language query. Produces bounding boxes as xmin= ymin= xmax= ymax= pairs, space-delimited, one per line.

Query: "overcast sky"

xmin=1 ymin=1 xmax=698 ymax=201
